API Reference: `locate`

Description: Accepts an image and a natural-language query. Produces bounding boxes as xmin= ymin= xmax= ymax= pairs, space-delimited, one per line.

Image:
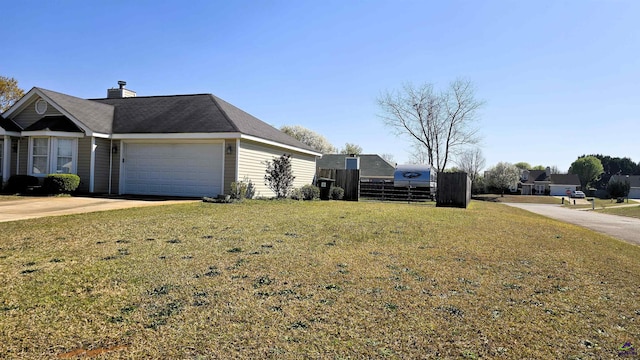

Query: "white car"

xmin=571 ymin=190 xmax=586 ymax=198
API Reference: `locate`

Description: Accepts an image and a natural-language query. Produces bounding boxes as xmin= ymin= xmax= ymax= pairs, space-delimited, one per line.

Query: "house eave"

xmin=241 ymin=134 xmax=322 ymax=156
xmin=21 ymin=130 xmax=85 ymax=138
xmin=0 ymin=130 xmax=21 ymax=137
xmin=112 ymin=132 xmax=242 ymax=140
xmin=4 ymin=88 xmax=99 ymax=136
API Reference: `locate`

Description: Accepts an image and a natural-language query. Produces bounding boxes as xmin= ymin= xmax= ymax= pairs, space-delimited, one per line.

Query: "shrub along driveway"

xmin=504 ymin=203 xmax=640 ymax=245
xmin=0 ymin=196 xmax=194 ymax=222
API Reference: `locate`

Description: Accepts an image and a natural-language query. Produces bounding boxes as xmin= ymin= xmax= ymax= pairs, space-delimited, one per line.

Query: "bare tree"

xmin=380 ymin=153 xmax=395 ymax=164
xmin=407 ymin=140 xmax=430 ymax=165
xmin=377 ymin=79 xmax=483 ymax=172
xmin=455 ymin=147 xmax=485 ymax=183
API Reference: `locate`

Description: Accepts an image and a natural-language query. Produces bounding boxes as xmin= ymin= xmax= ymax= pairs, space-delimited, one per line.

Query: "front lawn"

xmin=595 ymin=205 xmax=640 ymax=219
xmin=0 ymin=200 xmax=638 ymax=358
xmin=474 ymin=194 xmax=561 ymax=204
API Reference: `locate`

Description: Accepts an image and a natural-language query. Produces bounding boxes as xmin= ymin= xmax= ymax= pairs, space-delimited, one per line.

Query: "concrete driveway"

xmin=504 ymin=203 xmax=640 ymax=246
xmin=0 ymin=197 xmax=195 ymax=223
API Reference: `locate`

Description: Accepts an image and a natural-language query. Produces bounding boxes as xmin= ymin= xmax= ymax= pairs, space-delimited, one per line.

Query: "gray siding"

xmin=223 ymin=140 xmax=237 ymax=194
xmin=237 ymin=140 xmax=317 ymax=198
xmin=77 ymin=137 xmax=91 ymax=193
xmin=93 ymin=138 xmax=111 ymax=193
xmin=18 ymin=138 xmax=28 ymax=175
xmin=111 ymin=141 xmax=120 ymax=194
xmin=10 ymin=138 xmax=18 ymax=175
xmin=13 ymin=98 xmax=62 ymax=129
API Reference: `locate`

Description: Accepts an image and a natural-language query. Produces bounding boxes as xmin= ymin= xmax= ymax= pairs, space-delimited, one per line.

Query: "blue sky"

xmin=3 ymin=0 xmax=639 ymax=172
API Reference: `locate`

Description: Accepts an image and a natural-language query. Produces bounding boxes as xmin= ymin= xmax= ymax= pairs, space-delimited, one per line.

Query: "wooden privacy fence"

xmin=360 ymin=180 xmax=433 ymax=202
xmin=436 ymin=172 xmax=471 ymax=208
xmin=316 ymin=169 xmax=360 ymax=201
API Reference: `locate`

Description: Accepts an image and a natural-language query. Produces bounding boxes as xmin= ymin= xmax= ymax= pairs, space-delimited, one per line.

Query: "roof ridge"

xmin=208 ymin=95 xmax=240 ymax=132
xmin=87 ymin=93 xmax=214 ymax=100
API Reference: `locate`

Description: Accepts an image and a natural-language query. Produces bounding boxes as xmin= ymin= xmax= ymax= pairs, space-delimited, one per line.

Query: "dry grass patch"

xmin=595 ymin=205 xmax=640 ymax=219
xmin=474 ymin=194 xmax=562 ymax=204
xmin=0 ymin=200 xmax=639 ymax=358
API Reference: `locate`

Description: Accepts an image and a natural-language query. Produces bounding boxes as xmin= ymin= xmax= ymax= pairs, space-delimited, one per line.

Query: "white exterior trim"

xmin=89 ymin=137 xmax=96 ymax=193
xmin=27 ymin=137 xmax=79 ymax=177
xmin=112 ymin=132 xmax=240 ymax=140
xmin=119 ymin=140 xmax=224 ymax=197
xmin=6 ymin=89 xmax=95 ymax=135
xmin=1 ymin=136 xmax=6 ymax=184
xmin=0 ymin=129 xmax=20 ymax=136
xmin=22 ymin=130 xmax=84 ymax=138
xmin=240 ymin=134 xmax=321 ymax=156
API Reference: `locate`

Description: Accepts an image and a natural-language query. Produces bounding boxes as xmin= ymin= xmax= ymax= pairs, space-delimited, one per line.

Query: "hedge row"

xmin=3 ymin=174 xmax=80 ymax=194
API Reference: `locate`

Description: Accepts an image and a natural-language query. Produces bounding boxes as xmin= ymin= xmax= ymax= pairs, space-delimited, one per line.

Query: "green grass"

xmin=1 ymin=200 xmax=639 ymax=358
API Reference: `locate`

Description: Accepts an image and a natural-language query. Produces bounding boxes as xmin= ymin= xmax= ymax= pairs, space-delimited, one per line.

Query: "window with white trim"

xmin=29 ymin=137 xmax=77 ymax=176
xmin=55 ymin=139 xmax=73 ymax=174
xmin=31 ymin=138 xmax=49 ymax=175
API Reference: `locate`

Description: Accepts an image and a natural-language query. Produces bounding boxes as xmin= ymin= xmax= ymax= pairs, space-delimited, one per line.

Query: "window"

xmin=29 ymin=137 xmax=77 ymax=176
xmin=31 ymin=138 xmax=49 ymax=174
xmin=55 ymin=139 xmax=73 ymax=174
xmin=0 ymin=140 xmax=3 ymax=177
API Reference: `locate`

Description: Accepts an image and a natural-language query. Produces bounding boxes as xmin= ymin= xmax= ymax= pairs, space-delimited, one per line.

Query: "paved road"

xmin=504 ymin=203 xmax=640 ymax=246
xmin=0 ymin=197 xmax=194 ymax=223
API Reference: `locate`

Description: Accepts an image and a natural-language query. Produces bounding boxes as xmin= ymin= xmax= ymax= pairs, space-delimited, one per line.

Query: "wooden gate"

xmin=317 ymin=169 xmax=360 ymax=201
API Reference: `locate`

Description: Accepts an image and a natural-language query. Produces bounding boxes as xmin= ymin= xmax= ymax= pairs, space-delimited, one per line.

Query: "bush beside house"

xmin=43 ymin=174 xmax=81 ymax=194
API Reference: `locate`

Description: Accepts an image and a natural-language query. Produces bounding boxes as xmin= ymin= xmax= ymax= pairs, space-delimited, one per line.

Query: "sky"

xmin=3 ymin=0 xmax=639 ymax=172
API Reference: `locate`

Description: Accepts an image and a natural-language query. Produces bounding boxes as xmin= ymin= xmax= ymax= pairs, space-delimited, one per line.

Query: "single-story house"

xmin=609 ymin=175 xmax=640 ymax=199
xmin=316 ymin=154 xmax=395 ymax=181
xmin=548 ymin=174 xmax=581 ymax=196
xmin=0 ymin=82 xmax=321 ymax=197
xmin=520 ymin=167 xmax=580 ymax=196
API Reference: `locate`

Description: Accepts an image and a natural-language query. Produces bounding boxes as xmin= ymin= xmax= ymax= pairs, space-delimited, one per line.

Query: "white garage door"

xmin=123 ymin=142 xmax=223 ymax=197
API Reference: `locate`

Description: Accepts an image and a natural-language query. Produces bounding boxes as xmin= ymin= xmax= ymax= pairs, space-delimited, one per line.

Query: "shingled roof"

xmin=92 ymin=94 xmax=315 ymax=151
xmin=37 ymin=88 xmax=114 ymax=134
xmin=521 ymin=170 xmax=548 ymax=184
xmin=610 ymin=175 xmax=640 ymax=188
xmin=317 ymin=154 xmax=396 ymax=178
xmin=550 ymin=174 xmax=580 ymax=186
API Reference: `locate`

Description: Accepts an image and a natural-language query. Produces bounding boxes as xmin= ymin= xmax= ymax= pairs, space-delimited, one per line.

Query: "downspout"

xmin=16 ymin=139 xmax=20 ymax=175
xmin=89 ymin=137 xmax=96 ymax=193
xmin=235 ymin=138 xmax=240 ymax=183
xmin=108 ymin=138 xmax=113 ymax=195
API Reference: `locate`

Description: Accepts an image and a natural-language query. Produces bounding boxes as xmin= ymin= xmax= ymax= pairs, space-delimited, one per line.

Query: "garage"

xmin=122 ymin=142 xmax=223 ymax=197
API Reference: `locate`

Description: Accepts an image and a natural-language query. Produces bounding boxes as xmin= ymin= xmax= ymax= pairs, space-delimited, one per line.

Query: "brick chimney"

xmin=107 ymin=81 xmax=136 ymax=99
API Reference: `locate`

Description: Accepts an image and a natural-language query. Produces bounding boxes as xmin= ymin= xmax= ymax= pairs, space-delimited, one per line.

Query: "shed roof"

xmin=317 ymin=154 xmax=396 ymax=178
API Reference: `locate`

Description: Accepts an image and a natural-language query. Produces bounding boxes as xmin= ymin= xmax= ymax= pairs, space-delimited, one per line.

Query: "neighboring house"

xmin=520 ymin=169 xmax=549 ymax=195
xmin=0 ymin=82 xmax=321 ymax=197
xmin=316 ymin=154 xmax=395 ymax=181
xmin=609 ymin=175 xmax=640 ymax=199
xmin=520 ymin=167 xmax=580 ymax=196
xmin=548 ymin=174 xmax=581 ymax=196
